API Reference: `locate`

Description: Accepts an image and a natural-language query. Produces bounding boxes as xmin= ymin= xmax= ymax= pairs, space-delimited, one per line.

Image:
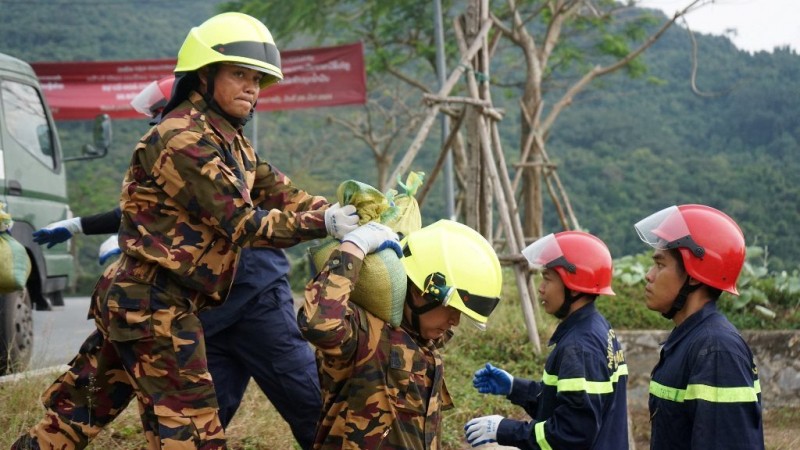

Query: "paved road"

xmin=31 ymin=296 xmax=94 ymax=369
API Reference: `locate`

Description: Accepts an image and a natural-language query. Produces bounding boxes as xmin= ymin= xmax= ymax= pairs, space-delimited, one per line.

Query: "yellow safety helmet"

xmin=175 ymin=12 xmax=283 ymax=88
xmin=400 ymin=220 xmax=502 ymax=328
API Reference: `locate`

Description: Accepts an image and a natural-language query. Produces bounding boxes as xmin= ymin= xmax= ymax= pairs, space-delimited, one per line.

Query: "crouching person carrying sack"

xmin=298 ymin=219 xmax=503 ymax=449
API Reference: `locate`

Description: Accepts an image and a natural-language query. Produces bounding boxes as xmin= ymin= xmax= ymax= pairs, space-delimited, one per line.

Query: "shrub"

xmin=609 ymin=247 xmax=800 ymax=330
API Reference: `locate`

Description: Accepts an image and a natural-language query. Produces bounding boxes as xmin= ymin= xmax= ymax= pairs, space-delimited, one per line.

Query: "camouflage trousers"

xmin=12 ymin=255 xmax=226 ymax=449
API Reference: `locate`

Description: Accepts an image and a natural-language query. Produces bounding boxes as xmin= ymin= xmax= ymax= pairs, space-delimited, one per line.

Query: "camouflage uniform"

xmin=298 ymin=250 xmax=454 ymax=450
xmin=14 ymin=91 xmax=328 ymax=450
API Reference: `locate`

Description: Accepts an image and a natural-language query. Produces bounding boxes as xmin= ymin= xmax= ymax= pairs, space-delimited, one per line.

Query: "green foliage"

xmin=587 ymin=252 xmax=669 ymax=329
xmin=0 ymin=1 xmax=222 ymax=61
xmin=219 ymin=0 xmax=454 ymax=79
xmin=609 ymin=248 xmax=800 ymax=330
xmin=1 ymin=1 xmax=799 ymax=294
xmin=598 ymin=33 xmax=632 ymax=59
xmin=718 ymin=246 xmax=800 ymax=329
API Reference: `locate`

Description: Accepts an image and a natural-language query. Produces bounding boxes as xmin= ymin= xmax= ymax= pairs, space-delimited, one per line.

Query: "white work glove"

xmin=324 ymin=203 xmax=359 ymax=239
xmin=464 ymin=415 xmax=504 ymax=447
xmin=342 ymin=222 xmax=402 ymax=257
xmin=32 ymin=217 xmax=83 ymax=248
xmin=98 ymin=234 xmax=122 ymax=265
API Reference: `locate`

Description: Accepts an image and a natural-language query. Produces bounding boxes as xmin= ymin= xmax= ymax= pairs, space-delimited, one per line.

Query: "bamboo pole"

xmin=383 ymin=18 xmax=494 ymax=192
xmin=417 ymin=109 xmax=467 ymax=206
xmin=455 ymin=18 xmax=541 ymax=352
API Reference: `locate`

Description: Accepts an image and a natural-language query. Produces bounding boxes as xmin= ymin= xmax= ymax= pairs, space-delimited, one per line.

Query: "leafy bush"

xmin=608 ymin=247 xmax=800 ymax=330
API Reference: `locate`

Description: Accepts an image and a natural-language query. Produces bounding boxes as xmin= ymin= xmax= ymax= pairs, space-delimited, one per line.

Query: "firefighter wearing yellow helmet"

xmin=401 ymin=219 xmax=502 ymax=330
xmin=161 ymin=12 xmax=285 ymax=122
xmin=299 ymin=219 xmax=502 ymax=449
xmin=11 ymin=12 xmax=358 ymax=450
xmin=175 ymin=12 xmax=283 ymax=85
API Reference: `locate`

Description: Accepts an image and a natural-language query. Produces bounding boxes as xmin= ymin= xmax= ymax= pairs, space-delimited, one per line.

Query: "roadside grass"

xmin=2 ymin=267 xmax=798 ymax=448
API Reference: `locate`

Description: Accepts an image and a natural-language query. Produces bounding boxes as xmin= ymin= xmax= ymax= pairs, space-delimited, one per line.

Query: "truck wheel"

xmin=0 ymin=288 xmax=33 ymax=374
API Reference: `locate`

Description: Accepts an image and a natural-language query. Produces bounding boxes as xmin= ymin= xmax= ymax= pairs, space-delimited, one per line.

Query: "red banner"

xmin=31 ymin=42 xmax=366 ymax=121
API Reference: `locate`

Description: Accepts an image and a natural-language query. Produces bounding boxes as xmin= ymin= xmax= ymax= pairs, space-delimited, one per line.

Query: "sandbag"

xmin=308 ymin=238 xmax=406 ymax=327
xmin=383 ymin=171 xmax=423 ymax=238
xmin=336 ymin=171 xmax=424 ymax=238
xmin=0 ymin=233 xmax=30 ymax=293
xmin=0 ymin=204 xmax=31 ymax=293
xmin=308 ymin=173 xmax=425 ymax=327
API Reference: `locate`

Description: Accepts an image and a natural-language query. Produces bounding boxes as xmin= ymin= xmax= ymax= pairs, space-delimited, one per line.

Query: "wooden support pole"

xmin=417 ymin=109 xmax=467 ymax=206
xmin=455 ymin=18 xmax=541 ymax=352
xmin=383 ymin=18 xmax=494 ymax=192
xmin=544 ymin=171 xmax=569 ymax=230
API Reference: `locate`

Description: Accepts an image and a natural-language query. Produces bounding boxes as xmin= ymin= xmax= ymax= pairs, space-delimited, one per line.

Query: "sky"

xmin=639 ymin=0 xmax=800 ymax=53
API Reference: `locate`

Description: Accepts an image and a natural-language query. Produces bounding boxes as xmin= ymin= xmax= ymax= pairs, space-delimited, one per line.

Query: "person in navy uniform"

xmin=465 ymin=231 xmax=628 ymax=450
xmin=634 ymin=204 xmax=764 ymax=450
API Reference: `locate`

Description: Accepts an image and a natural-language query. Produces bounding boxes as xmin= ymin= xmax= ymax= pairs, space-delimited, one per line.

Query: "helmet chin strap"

xmin=554 ymin=287 xmax=583 ymax=319
xmin=406 ymin=293 xmax=440 ymax=335
xmin=201 ymin=65 xmax=250 ymax=128
xmin=662 ymin=277 xmax=701 ymax=320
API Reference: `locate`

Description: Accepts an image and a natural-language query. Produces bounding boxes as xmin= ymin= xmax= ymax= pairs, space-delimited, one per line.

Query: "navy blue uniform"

xmin=496 ymin=303 xmax=629 ymax=450
xmin=649 ymin=302 xmax=763 ymax=450
xmin=201 ymin=246 xmax=320 ymax=449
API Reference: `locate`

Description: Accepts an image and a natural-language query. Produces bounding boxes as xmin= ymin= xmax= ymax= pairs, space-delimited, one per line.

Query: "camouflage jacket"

xmin=118 ymin=91 xmax=328 ymax=302
xmin=298 ymin=250 xmax=454 ymax=450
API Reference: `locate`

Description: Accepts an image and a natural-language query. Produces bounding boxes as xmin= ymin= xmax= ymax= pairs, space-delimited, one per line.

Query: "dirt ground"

xmin=629 ymin=406 xmax=800 ymax=450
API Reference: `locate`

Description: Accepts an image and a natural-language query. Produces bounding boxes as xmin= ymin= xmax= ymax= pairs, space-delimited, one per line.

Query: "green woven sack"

xmin=0 ymin=203 xmax=30 ymax=293
xmin=308 ymin=238 xmax=407 ymax=327
xmin=0 ymin=233 xmax=31 ymax=293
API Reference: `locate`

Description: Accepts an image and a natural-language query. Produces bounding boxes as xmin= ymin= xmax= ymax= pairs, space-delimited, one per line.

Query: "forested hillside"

xmin=1 ymin=1 xmax=797 ymax=290
xmin=544 ymin=26 xmax=800 ymax=269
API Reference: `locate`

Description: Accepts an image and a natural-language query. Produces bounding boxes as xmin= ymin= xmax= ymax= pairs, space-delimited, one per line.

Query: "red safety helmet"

xmin=130 ymin=76 xmax=175 ymax=118
xmin=522 ymin=231 xmax=616 ymax=296
xmin=634 ymin=204 xmax=745 ymax=295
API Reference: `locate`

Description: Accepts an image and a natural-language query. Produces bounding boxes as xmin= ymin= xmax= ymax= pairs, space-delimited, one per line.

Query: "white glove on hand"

xmin=98 ymin=234 xmax=121 ymax=265
xmin=464 ymin=415 xmax=504 ymax=447
xmin=342 ymin=222 xmax=401 ymax=257
xmin=45 ymin=217 xmax=83 ymax=234
xmin=32 ymin=217 xmax=83 ymax=248
xmin=324 ymin=203 xmax=359 ymax=239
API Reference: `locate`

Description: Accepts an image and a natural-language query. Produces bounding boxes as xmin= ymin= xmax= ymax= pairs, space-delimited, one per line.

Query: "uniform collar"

xmin=186 ymin=91 xmax=241 ymax=146
xmin=661 ymin=301 xmax=718 ymax=351
xmin=549 ymin=302 xmax=597 ymax=346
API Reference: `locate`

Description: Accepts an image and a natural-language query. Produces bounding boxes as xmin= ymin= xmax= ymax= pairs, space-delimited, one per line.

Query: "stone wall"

xmin=617 ymin=330 xmax=800 ymax=409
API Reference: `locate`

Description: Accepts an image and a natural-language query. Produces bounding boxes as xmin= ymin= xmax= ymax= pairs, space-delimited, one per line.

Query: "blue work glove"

xmin=98 ymin=234 xmax=121 ymax=265
xmin=464 ymin=415 xmax=504 ymax=447
xmin=32 ymin=217 xmax=83 ymax=248
xmin=473 ymin=362 xmax=514 ymax=396
xmin=342 ymin=222 xmax=402 ymax=258
xmin=324 ymin=203 xmax=359 ymax=239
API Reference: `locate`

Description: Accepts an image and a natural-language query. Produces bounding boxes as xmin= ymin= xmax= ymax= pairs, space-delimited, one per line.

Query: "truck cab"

xmin=0 ymin=52 xmax=109 ymax=373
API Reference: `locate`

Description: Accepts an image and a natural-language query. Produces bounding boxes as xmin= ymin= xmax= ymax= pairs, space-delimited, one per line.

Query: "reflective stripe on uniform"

xmin=534 ymin=420 xmax=553 ymax=450
xmin=650 ymin=379 xmax=761 ymax=403
xmin=542 ymin=364 xmax=629 ymax=394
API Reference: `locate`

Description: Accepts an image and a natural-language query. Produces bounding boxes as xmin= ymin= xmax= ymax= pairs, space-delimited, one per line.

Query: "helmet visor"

xmin=635 ymin=205 xmax=687 ymax=248
xmin=212 ymin=40 xmax=282 ymax=86
xmin=522 ymin=233 xmax=576 ymax=273
xmin=422 ymin=272 xmax=500 ymax=329
xmin=212 ymin=40 xmax=280 ymax=69
xmin=130 ymin=79 xmax=168 ymax=118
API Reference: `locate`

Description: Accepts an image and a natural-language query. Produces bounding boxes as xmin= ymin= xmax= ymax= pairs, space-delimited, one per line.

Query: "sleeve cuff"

xmin=325 ymin=249 xmax=363 ymax=283
xmin=508 ymin=377 xmax=538 ymax=404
